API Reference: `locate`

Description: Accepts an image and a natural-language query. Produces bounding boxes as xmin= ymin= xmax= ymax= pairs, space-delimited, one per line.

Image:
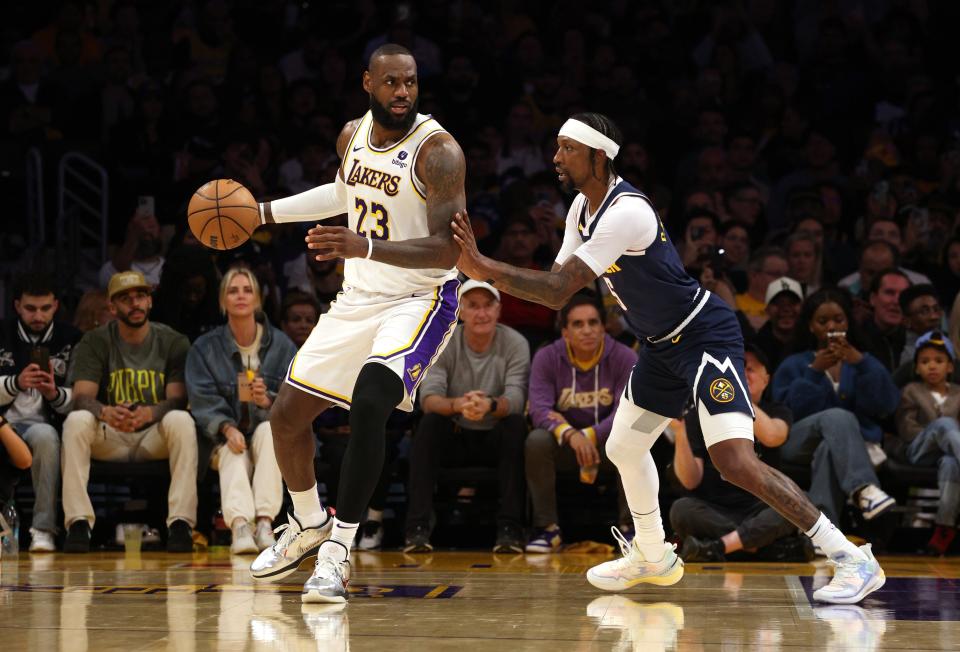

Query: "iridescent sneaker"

xmin=586 ymin=527 xmax=684 ymax=591
xmin=302 ymin=542 xmax=351 ymax=604
xmin=250 ymin=510 xmax=332 ymax=581
xmin=812 ymin=544 xmax=885 ymax=604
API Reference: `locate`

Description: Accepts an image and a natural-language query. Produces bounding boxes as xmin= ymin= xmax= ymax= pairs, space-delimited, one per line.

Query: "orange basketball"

xmin=187 ymin=179 xmax=259 ymax=251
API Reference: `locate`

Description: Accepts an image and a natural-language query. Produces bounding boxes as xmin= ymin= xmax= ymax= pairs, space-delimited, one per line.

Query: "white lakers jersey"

xmin=338 ymin=111 xmax=458 ymax=296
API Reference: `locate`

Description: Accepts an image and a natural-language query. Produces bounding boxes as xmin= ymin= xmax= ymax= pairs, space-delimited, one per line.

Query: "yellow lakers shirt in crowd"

xmin=68 ymin=321 xmax=190 ymax=406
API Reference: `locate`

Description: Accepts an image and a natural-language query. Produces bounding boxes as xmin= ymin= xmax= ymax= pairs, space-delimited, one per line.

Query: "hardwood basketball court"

xmin=1 ymin=549 xmax=958 ymax=650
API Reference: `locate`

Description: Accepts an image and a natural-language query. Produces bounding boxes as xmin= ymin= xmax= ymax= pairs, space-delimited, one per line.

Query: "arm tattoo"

xmin=368 ymin=134 xmax=464 ymax=270
xmin=486 ymin=256 xmax=598 ymax=310
xmin=74 ymin=394 xmax=104 ymax=418
xmin=151 ymin=396 xmax=187 ymax=421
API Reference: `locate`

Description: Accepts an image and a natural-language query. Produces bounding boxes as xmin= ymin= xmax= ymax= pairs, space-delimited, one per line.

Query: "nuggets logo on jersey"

xmin=344 ymin=159 xmax=402 ymax=196
xmin=709 ymin=378 xmax=736 ymax=403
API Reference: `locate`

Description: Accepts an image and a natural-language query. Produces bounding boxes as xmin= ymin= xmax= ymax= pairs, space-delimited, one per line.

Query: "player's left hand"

xmin=306 ymin=225 xmax=368 ymax=260
xmin=451 ymin=211 xmax=490 ymax=279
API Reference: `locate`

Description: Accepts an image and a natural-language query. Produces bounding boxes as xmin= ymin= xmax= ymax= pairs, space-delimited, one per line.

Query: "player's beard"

xmin=369 ymin=94 xmax=419 ymax=133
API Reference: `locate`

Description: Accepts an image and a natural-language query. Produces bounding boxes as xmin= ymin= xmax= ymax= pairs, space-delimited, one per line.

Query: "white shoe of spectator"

xmin=255 ymin=519 xmax=277 ymax=551
xmin=29 ymin=528 xmax=56 ymax=552
xmin=231 ymin=520 xmax=258 ymax=555
xmin=357 ymin=521 xmax=383 ymax=551
xmin=856 ymin=485 xmax=895 ymax=520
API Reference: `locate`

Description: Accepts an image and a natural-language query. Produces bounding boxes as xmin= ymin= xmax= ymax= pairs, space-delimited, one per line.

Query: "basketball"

xmin=187 ymin=179 xmax=259 ymax=251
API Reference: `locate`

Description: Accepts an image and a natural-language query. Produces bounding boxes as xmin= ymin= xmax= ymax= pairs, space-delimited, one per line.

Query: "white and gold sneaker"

xmin=586 ymin=527 xmax=684 ymax=591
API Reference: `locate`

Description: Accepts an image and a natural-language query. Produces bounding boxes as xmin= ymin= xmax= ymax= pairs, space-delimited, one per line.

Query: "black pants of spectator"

xmin=318 ymin=430 xmax=401 ymax=515
xmin=0 ymin=456 xmax=21 ymax=505
xmin=669 ymin=497 xmax=796 ymax=550
xmin=406 ymin=412 xmax=527 ymax=532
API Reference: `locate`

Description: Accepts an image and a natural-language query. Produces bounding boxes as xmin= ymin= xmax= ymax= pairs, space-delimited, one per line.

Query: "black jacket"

xmin=0 ymin=318 xmax=82 ymax=426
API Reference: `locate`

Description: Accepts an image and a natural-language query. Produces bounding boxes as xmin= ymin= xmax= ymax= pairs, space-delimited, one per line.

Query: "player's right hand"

xmin=451 ymin=210 xmax=490 ymax=280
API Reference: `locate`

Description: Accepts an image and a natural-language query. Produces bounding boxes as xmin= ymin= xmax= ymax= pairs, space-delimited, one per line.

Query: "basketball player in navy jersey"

xmin=452 ymin=113 xmax=884 ymax=605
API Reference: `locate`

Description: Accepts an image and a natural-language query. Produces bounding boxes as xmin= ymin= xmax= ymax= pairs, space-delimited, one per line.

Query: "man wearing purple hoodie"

xmin=525 ymin=294 xmax=637 ymax=552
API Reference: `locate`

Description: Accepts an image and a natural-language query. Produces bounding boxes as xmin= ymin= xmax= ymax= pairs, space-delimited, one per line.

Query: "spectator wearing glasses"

xmin=735 ymin=247 xmax=789 ymax=334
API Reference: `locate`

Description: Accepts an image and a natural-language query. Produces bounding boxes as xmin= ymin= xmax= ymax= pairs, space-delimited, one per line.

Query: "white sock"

xmin=625 ymin=452 xmax=667 ymax=561
xmin=318 ymin=518 xmax=358 ymax=561
xmin=366 ymin=508 xmax=383 ymax=523
xmin=289 ymin=484 xmax=326 ymax=528
xmin=805 ymin=513 xmax=867 ymax=562
xmin=605 ymin=402 xmax=670 ymax=563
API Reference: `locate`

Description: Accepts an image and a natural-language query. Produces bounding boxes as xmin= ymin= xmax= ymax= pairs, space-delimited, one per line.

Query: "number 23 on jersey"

xmin=355 ymin=197 xmax=390 ymax=240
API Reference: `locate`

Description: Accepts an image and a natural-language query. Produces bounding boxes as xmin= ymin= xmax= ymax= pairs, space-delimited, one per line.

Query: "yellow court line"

xmin=423 ymin=585 xmax=449 ymax=599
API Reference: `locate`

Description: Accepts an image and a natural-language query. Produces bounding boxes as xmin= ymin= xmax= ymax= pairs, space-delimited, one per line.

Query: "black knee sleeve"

xmin=336 ymin=363 xmax=404 ymax=522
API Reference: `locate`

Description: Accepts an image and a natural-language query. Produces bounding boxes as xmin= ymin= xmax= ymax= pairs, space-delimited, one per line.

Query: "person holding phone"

xmin=0 ymin=273 xmax=81 ymax=552
xmin=186 ymin=267 xmax=296 ymax=554
xmin=771 ymin=287 xmax=899 ymax=529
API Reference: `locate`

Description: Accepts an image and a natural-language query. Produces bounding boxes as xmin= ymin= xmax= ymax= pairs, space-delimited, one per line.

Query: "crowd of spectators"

xmin=3 ymin=0 xmax=960 ymax=557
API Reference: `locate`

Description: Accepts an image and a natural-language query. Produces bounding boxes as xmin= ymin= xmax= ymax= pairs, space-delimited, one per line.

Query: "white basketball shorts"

xmin=285 ymin=278 xmax=460 ymax=411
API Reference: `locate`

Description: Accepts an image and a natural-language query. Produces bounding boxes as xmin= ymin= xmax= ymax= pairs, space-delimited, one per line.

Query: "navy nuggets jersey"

xmin=556 ymin=178 xmax=753 ymax=420
xmin=558 ymin=179 xmax=700 ymax=340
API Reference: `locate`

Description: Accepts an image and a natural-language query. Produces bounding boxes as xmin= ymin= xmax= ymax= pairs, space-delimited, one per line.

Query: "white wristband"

xmin=365 ymin=236 xmax=374 ymax=259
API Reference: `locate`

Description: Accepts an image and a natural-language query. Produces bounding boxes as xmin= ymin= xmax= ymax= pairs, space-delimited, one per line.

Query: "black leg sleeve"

xmin=335 ymin=363 xmax=404 ymax=523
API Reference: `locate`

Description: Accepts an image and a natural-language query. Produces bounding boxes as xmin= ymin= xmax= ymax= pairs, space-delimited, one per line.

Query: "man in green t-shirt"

xmin=62 ymin=271 xmax=198 ymax=553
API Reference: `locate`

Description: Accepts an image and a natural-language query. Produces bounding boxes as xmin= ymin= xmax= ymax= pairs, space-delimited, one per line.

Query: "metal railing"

xmin=56 ymin=152 xmax=109 ymax=291
xmin=25 ymin=147 xmax=44 ymax=252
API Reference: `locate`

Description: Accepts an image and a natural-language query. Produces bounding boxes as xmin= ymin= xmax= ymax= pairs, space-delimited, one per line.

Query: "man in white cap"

xmin=403 ymin=280 xmax=530 ymax=554
xmin=754 ymin=275 xmax=804 ymax=370
xmin=452 ymin=112 xmax=885 ymax=604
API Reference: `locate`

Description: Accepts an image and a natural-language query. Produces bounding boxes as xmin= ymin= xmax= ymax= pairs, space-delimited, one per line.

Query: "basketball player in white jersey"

xmin=247 ymin=44 xmax=465 ymax=604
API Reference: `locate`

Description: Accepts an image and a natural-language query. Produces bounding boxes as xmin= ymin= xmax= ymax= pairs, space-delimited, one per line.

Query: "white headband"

xmin=558 ymin=119 xmax=620 ymax=160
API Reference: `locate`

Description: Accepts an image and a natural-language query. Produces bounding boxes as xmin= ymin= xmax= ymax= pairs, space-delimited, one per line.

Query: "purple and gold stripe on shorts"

xmin=284 ymin=356 xmax=352 ymax=407
xmin=369 ymin=278 xmax=461 ymax=396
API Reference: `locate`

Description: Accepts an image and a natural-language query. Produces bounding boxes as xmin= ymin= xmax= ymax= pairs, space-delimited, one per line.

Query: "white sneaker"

xmin=586 ymin=527 xmax=684 ymax=592
xmin=812 ymin=544 xmax=885 ymax=604
xmin=250 ymin=510 xmax=333 ymax=581
xmin=29 ymin=528 xmax=56 ymax=553
xmin=254 ymin=519 xmax=276 ymax=551
xmin=357 ymin=521 xmax=383 ymax=551
xmin=230 ymin=521 xmax=258 ymax=555
xmin=302 ymin=542 xmax=351 ymax=604
xmin=856 ymin=485 xmax=895 ymax=520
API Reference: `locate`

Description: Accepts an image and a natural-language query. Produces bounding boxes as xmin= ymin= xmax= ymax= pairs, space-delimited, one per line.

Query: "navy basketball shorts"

xmin=627 ymin=295 xmax=755 ymax=420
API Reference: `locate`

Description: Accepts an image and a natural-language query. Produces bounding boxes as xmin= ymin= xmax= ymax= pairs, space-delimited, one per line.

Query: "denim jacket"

xmin=186 ymin=320 xmax=296 ymax=444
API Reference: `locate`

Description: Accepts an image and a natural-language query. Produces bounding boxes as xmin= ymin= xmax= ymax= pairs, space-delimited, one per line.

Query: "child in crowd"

xmin=895 ymin=331 xmax=960 ymax=555
xmin=0 ymin=414 xmax=32 ymax=508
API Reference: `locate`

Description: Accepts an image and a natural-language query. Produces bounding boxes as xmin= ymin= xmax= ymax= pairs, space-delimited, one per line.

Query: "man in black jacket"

xmin=0 ymin=273 xmax=80 ymax=551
